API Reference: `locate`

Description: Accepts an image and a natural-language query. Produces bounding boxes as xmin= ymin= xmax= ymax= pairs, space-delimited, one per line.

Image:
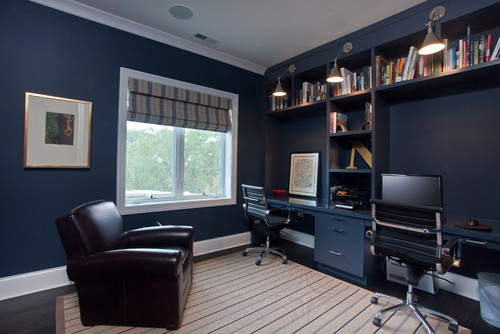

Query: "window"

xmin=117 ymin=68 xmax=238 ymax=214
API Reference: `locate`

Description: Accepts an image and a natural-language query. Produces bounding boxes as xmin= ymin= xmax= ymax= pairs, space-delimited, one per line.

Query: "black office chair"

xmin=369 ymin=199 xmax=461 ymax=334
xmin=241 ymin=184 xmax=290 ymax=266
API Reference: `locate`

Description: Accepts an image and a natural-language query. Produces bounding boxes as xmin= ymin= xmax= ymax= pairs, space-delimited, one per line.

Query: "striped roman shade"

xmin=128 ymin=78 xmax=232 ymax=133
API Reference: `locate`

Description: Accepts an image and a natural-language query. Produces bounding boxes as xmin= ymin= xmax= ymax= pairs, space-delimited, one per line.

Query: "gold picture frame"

xmin=289 ymin=152 xmax=319 ymax=197
xmin=24 ymin=93 xmax=92 ymax=168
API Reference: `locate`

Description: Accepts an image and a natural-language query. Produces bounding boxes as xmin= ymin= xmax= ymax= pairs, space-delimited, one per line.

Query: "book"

xmin=403 ymin=46 xmax=417 ymax=80
xmin=490 ymin=36 xmax=500 ymax=61
xmin=486 ymin=34 xmax=493 ymax=61
xmin=362 ymin=102 xmax=372 ymax=130
xmin=479 ymin=35 xmax=486 ymax=63
xmin=375 ymin=55 xmax=389 ymax=87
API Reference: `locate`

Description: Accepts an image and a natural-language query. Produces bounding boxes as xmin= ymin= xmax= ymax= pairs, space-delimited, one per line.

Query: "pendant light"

xmin=327 ymin=42 xmax=353 ymax=83
xmin=418 ymin=6 xmax=446 ymax=56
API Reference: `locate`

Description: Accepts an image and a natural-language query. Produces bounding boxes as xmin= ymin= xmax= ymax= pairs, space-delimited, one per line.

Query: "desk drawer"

xmin=314 ymin=213 xmax=364 ymax=276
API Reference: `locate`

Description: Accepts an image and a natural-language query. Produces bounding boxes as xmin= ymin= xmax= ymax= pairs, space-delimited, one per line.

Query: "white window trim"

xmin=116 ymin=67 xmax=238 ymax=215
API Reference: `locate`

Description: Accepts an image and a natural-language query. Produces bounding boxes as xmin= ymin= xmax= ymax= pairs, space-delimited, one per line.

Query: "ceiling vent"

xmin=194 ymin=33 xmax=217 ymax=44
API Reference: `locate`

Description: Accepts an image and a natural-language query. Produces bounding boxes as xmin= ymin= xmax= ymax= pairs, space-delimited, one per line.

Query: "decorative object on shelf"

xmin=273 ymin=64 xmax=296 ymax=96
xmin=289 ymin=152 xmax=319 ymax=197
xmin=346 ymin=140 xmax=372 ymax=169
xmin=24 ymin=92 xmax=92 ymax=168
xmin=327 ymin=42 xmax=353 ymax=83
xmin=418 ymin=6 xmax=446 ymax=55
xmin=330 ymin=112 xmax=348 ymax=133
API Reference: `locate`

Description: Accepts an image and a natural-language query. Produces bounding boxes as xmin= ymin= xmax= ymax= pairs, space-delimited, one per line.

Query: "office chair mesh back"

xmin=369 ymin=199 xmax=460 ymax=333
xmin=242 ymin=185 xmax=268 ymax=223
xmin=371 ymin=199 xmax=451 ymax=274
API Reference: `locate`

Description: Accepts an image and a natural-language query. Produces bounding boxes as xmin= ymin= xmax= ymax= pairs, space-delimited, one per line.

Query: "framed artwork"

xmin=24 ymin=93 xmax=92 ymax=168
xmin=289 ymin=152 xmax=319 ymax=197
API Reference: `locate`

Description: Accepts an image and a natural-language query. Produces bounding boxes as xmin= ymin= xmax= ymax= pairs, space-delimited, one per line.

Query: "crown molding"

xmin=30 ymin=0 xmax=266 ymax=75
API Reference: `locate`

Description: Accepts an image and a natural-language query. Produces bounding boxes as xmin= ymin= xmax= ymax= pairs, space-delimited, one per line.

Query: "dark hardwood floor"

xmin=0 ymin=241 xmax=497 ymax=333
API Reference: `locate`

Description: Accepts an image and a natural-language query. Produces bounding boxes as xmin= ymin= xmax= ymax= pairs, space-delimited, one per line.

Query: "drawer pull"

xmin=465 ymin=238 xmax=487 ymax=246
xmin=329 ymin=250 xmax=343 ymax=256
xmin=330 ymin=227 xmax=344 ymax=233
xmin=331 ymin=217 xmax=344 ymax=222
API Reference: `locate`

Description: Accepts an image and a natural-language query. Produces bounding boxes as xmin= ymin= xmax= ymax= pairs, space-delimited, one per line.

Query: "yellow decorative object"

xmin=347 ymin=139 xmax=372 ymax=169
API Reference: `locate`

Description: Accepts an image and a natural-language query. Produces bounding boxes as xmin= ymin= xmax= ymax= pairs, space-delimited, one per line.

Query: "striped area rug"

xmin=56 ymin=252 xmax=466 ymax=333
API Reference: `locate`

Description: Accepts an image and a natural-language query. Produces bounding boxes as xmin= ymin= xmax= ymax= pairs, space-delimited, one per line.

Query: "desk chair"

xmin=241 ymin=184 xmax=290 ymax=266
xmin=369 ymin=199 xmax=461 ymax=334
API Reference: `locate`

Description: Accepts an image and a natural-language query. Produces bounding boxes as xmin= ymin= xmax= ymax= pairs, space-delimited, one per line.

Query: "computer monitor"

xmin=381 ymin=174 xmax=443 ymax=207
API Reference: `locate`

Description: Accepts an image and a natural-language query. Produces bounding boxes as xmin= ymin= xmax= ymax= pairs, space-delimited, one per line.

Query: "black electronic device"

xmin=330 ymin=186 xmax=370 ymax=210
xmin=381 ymin=174 xmax=443 ymax=207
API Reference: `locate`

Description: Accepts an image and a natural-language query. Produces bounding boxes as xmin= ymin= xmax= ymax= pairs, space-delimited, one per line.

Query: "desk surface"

xmin=268 ymin=195 xmax=500 ymax=250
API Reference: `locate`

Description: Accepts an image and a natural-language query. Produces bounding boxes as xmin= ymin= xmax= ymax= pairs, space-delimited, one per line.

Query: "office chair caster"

xmin=255 ymin=259 xmax=261 ymax=266
xmin=242 ymin=251 xmax=248 ymax=256
xmin=282 ymin=258 xmax=287 ymax=264
xmin=370 ymin=296 xmax=378 ymax=304
xmin=372 ymin=317 xmax=381 ymax=327
xmin=448 ymin=323 xmax=458 ymax=333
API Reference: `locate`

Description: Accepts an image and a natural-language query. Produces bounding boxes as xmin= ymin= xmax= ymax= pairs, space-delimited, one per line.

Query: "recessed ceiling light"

xmin=169 ymin=5 xmax=193 ymax=20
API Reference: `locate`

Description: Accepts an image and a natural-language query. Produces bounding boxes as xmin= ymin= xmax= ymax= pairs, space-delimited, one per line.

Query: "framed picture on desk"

xmin=289 ymin=152 xmax=319 ymax=197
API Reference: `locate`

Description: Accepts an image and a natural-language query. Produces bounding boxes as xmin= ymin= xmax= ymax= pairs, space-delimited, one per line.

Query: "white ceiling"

xmin=34 ymin=0 xmax=427 ymax=74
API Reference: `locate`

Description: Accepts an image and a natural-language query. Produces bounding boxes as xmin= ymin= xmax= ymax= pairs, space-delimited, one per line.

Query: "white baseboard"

xmin=0 ymin=232 xmax=252 ymax=301
xmin=0 ymin=266 xmax=72 ymax=301
xmin=193 ymin=231 xmax=251 ymax=256
xmin=0 ymin=232 xmax=479 ymax=303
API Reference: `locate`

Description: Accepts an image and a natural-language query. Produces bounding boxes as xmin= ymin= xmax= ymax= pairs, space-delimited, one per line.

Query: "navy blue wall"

xmin=0 ymin=1 xmax=265 ymax=277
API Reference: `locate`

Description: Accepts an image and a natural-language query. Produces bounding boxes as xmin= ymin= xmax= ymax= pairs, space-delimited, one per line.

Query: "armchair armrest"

xmin=67 ymin=248 xmax=185 ymax=281
xmin=126 ymin=225 xmax=193 ymax=248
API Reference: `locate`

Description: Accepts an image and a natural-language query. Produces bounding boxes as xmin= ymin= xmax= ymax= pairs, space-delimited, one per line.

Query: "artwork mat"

xmin=288 ymin=152 xmax=319 ymax=197
xmin=24 ymin=92 xmax=92 ymax=168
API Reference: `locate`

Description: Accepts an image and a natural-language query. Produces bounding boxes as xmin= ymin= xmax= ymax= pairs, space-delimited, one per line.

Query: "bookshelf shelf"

xmin=375 ymin=59 xmax=500 ymax=103
xmin=329 ymin=129 xmax=372 ymax=139
xmin=267 ymin=99 xmax=326 ymax=121
xmin=329 ymin=169 xmax=372 ymax=174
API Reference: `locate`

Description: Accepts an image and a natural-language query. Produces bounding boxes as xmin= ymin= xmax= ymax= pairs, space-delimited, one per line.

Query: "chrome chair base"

xmin=370 ymin=285 xmax=459 ymax=334
xmin=243 ymin=235 xmax=287 ymax=266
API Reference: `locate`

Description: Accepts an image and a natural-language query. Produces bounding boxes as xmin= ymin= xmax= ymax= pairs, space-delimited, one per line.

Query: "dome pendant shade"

xmin=273 ymin=79 xmax=286 ymax=96
xmin=418 ymin=28 xmax=445 ymax=55
xmin=327 ymin=62 xmax=344 ymax=83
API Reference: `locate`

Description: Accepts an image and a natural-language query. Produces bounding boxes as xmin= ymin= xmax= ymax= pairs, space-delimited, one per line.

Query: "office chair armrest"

xmin=442 ymin=236 xmax=461 ymax=256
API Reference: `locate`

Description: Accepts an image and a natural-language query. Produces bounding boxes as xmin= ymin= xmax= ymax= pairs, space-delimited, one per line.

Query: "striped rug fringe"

xmin=56 ymin=252 xmax=468 ymax=333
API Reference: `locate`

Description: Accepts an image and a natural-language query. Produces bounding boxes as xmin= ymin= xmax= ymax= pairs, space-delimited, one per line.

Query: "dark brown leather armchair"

xmin=55 ymin=200 xmax=193 ymax=329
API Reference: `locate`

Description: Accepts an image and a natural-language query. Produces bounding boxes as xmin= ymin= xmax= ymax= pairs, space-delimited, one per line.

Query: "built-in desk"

xmin=268 ymin=195 xmax=377 ymax=285
xmin=267 ymin=195 xmax=500 ymax=284
xmin=442 ymin=216 xmax=500 ymax=251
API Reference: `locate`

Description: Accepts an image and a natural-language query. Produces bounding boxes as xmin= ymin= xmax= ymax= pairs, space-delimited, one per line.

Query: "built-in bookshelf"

xmin=265 ymin=1 xmax=500 ymax=205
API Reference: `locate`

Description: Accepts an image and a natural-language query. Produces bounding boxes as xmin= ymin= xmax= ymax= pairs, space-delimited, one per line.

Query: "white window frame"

xmin=116 ymin=67 xmax=238 ymax=214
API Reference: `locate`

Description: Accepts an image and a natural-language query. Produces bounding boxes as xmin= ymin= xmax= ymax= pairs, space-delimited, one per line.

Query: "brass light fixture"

xmin=418 ymin=6 xmax=446 ymax=55
xmin=327 ymin=42 xmax=353 ymax=83
xmin=273 ymin=64 xmax=296 ymax=96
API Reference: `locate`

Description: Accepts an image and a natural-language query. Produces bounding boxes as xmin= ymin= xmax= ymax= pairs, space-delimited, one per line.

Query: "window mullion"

xmin=174 ymin=128 xmax=185 ymax=198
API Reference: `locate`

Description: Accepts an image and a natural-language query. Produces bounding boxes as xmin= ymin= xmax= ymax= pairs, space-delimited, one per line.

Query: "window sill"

xmin=118 ymin=197 xmax=236 ymax=215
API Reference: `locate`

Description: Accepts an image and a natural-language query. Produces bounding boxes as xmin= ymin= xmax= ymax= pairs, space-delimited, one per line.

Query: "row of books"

xmin=442 ymin=31 xmax=500 ymax=72
xmin=296 ymin=81 xmax=327 ymax=105
xmin=329 ymin=102 xmax=372 ymax=134
xmin=375 ymin=46 xmax=424 ymax=87
xmin=330 ymin=66 xmax=372 ymax=97
xmin=268 ymin=95 xmax=289 ymax=111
